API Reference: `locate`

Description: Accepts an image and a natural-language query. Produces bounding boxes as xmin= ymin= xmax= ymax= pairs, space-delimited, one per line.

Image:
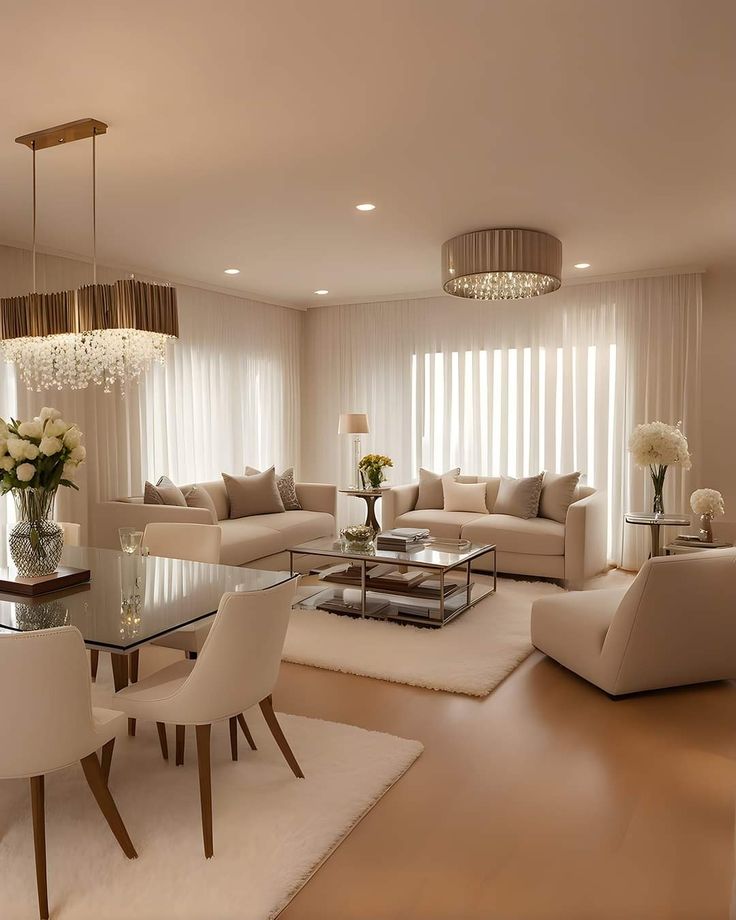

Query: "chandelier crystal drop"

xmin=442 ymin=228 xmax=562 ymax=301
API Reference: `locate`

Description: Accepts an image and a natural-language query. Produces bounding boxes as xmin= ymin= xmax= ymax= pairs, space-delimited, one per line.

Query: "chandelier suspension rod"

xmin=31 ymin=140 xmax=36 ymax=293
xmin=92 ymin=126 xmax=97 ymax=285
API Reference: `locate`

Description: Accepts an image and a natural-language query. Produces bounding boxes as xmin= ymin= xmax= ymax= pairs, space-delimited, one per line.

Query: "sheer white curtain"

xmin=0 ymin=245 xmax=302 ymax=545
xmin=302 ymin=274 xmax=702 ymax=568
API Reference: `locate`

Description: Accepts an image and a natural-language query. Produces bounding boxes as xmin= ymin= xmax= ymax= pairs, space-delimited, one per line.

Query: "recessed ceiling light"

xmin=574 ymin=262 xmax=591 ymax=269
xmin=224 ymin=268 xmax=240 ymax=274
xmin=355 ymin=203 xmax=376 ymax=211
xmin=313 ymin=289 xmax=329 ymax=295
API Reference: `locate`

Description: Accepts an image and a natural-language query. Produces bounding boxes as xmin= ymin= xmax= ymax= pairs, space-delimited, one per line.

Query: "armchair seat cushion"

xmin=394 ymin=509 xmax=488 ymax=539
xmin=462 ymin=514 xmax=565 ymax=555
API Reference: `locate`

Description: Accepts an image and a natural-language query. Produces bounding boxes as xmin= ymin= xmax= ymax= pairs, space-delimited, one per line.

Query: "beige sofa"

xmin=531 ymin=549 xmax=736 ymax=695
xmin=93 ymin=478 xmax=337 ymax=568
xmin=381 ymin=476 xmax=607 ymax=586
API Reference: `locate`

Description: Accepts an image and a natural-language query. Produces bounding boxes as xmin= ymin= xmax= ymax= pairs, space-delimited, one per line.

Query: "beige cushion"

xmin=144 ymin=476 xmax=187 ymax=507
xmin=246 ymin=466 xmax=302 ymax=511
xmin=223 ymin=468 xmax=285 ymax=518
xmin=394 ymin=508 xmax=487 ymax=539
xmin=415 ymin=467 xmax=461 ymax=510
xmin=443 ymin=479 xmax=489 ymax=514
xmin=182 ymin=485 xmax=218 ymax=524
xmin=539 ymin=471 xmax=581 ymax=524
xmin=462 ymin=513 xmax=565 ymax=555
xmin=218 ymin=520 xmax=287 ymax=566
xmin=493 ymin=473 xmax=543 ymax=519
xmin=243 ymin=510 xmax=334 ymax=544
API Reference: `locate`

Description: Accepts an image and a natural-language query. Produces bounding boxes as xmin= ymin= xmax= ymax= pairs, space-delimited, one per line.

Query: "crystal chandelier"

xmin=0 ymin=119 xmax=178 ymax=393
xmin=442 ymin=228 xmax=562 ymax=300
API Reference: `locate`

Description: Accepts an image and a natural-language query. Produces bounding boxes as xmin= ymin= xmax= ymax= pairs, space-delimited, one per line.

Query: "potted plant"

xmin=358 ymin=453 xmax=393 ymax=490
xmin=0 ymin=408 xmax=86 ymax=576
xmin=628 ymin=421 xmax=691 ymax=514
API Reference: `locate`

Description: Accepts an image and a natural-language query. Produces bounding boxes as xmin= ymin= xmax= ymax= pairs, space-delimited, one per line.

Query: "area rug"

xmin=284 ymin=576 xmax=564 ymax=697
xmin=0 ymin=683 xmax=422 ymax=920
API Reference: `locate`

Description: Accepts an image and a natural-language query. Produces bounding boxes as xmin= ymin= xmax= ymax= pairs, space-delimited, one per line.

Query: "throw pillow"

xmin=245 ymin=465 xmax=302 ymax=511
xmin=539 ymin=471 xmax=581 ymax=524
xmin=182 ymin=484 xmax=218 ymax=524
xmin=222 ymin=468 xmax=285 ymax=518
xmin=442 ymin=479 xmax=489 ymax=514
xmin=493 ymin=473 xmax=544 ymax=519
xmin=415 ymin=467 xmax=461 ymax=510
xmin=144 ymin=475 xmax=187 ymax=507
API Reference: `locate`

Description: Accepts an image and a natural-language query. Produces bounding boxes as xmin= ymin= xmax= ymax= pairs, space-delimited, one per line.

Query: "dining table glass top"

xmin=0 ymin=545 xmax=292 ymax=652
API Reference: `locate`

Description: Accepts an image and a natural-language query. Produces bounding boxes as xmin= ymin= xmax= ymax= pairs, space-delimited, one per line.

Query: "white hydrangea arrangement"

xmin=0 ymin=407 xmax=86 ymax=496
xmin=628 ymin=421 xmax=691 ymax=513
xmin=690 ymin=489 xmax=725 ymax=517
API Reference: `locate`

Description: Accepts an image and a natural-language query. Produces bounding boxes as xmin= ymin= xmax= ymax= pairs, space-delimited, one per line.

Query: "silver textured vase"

xmin=9 ymin=489 xmax=64 ymax=577
xmin=699 ymin=512 xmax=714 ymax=543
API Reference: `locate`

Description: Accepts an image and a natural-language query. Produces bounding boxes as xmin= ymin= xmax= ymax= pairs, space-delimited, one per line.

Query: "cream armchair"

xmin=531 ymin=549 xmax=736 ymax=696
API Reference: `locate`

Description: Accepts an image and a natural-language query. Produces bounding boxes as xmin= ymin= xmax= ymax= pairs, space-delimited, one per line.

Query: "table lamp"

xmin=338 ymin=413 xmax=370 ymax=489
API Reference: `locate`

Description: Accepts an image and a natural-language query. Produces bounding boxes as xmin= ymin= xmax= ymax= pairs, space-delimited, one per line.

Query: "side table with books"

xmin=665 ymin=535 xmax=734 ymax=555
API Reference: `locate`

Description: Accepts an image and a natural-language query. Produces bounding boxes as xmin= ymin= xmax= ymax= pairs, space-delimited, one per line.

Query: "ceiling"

xmin=1 ymin=0 xmax=734 ymax=308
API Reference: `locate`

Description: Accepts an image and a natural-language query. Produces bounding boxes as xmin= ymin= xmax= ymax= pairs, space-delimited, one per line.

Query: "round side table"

xmin=340 ymin=488 xmax=386 ymax=532
xmin=624 ymin=512 xmax=691 ymax=558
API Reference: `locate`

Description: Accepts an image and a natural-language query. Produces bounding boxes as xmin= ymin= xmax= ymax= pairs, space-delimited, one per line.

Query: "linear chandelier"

xmin=0 ymin=118 xmax=178 ymax=394
xmin=442 ymin=228 xmax=562 ymax=300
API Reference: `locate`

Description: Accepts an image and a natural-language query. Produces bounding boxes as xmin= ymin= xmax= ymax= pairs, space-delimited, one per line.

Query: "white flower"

xmin=63 ymin=427 xmax=82 ymax=449
xmin=16 ymin=462 xmax=36 ymax=483
xmin=43 ymin=419 xmax=68 ymax=438
xmin=17 ymin=420 xmax=43 ymax=440
xmin=628 ymin=421 xmax=692 ymax=470
xmin=0 ymin=419 xmax=8 ymax=440
xmin=39 ymin=407 xmax=62 ymax=423
xmin=0 ymin=456 xmax=15 ymax=472
xmin=0 ymin=438 xmax=6 ymax=457
xmin=23 ymin=442 xmax=40 ymax=461
xmin=39 ymin=436 xmax=63 ymax=456
xmin=690 ymin=489 xmax=725 ymax=516
xmin=62 ymin=461 xmax=77 ymax=479
xmin=70 ymin=445 xmax=86 ymax=463
xmin=7 ymin=438 xmax=27 ymax=460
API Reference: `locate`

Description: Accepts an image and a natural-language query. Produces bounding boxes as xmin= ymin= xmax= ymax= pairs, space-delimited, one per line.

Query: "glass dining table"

xmin=0 ymin=544 xmax=293 ymax=705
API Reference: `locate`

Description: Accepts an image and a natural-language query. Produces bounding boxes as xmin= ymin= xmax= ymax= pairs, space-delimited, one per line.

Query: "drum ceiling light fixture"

xmin=0 ymin=118 xmax=179 ymax=394
xmin=442 ymin=228 xmax=562 ymax=300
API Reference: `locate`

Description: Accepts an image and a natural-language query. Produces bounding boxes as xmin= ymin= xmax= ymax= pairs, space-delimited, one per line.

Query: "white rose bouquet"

xmin=628 ymin=421 xmax=691 ymax=514
xmin=690 ymin=489 xmax=725 ymax=517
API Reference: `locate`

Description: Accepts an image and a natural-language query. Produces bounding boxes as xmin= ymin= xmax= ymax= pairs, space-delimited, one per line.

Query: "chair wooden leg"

xmin=156 ymin=723 xmax=169 ymax=761
xmin=100 ymin=738 xmax=115 ymax=785
xmin=80 ymin=752 xmax=137 ymax=859
xmin=229 ymin=717 xmax=238 ymax=761
xmin=185 ymin=650 xmax=197 ymax=660
xmin=90 ymin=649 xmax=99 ymax=682
xmin=30 ymin=775 xmax=49 ymax=920
xmin=195 ymin=724 xmax=213 ymax=858
xmin=237 ymin=713 xmax=257 ymax=751
xmin=129 ymin=649 xmax=140 ymax=683
xmin=259 ymin=695 xmax=304 ymax=778
xmin=175 ymin=725 xmax=185 ymax=766
xmin=128 ymin=718 xmax=137 ymax=737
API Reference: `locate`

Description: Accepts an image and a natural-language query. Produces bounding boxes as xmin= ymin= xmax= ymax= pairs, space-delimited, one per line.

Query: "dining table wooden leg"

xmin=129 ymin=649 xmax=140 ymax=683
xmin=110 ymin=653 xmax=136 ymax=737
xmin=156 ymin=723 xmax=169 ymax=761
xmin=175 ymin=725 xmax=186 ymax=766
xmin=30 ymin=775 xmax=49 ymax=920
xmin=90 ymin=649 xmax=99 ymax=682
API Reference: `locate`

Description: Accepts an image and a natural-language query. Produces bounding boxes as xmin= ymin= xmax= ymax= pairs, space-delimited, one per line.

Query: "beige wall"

xmin=701 ymin=267 xmax=736 ymax=541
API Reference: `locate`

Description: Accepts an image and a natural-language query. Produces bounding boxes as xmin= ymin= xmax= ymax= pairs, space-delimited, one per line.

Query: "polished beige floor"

xmin=269 ymin=652 xmax=736 ymax=920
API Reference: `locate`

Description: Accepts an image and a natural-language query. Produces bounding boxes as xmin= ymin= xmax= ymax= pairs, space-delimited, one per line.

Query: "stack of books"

xmin=376 ymin=527 xmax=430 ymax=551
xmin=671 ymin=535 xmax=731 ymax=549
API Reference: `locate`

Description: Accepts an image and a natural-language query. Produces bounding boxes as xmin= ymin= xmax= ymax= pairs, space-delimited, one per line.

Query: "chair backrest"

xmin=59 ymin=521 xmax=81 ymax=546
xmin=0 ymin=626 xmax=102 ymax=779
xmin=156 ymin=577 xmax=297 ymax=724
xmin=601 ymin=548 xmax=736 ymax=693
xmin=143 ymin=522 xmax=221 ymax=564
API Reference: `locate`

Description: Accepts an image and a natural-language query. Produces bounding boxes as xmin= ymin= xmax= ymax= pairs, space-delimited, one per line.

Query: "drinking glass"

xmin=119 ymin=527 xmax=143 ymax=555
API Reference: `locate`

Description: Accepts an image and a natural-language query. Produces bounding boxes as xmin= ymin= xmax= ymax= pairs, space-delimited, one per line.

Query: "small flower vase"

xmin=366 ymin=468 xmax=384 ymax=490
xmin=650 ymin=466 xmax=667 ymax=516
xmin=9 ymin=488 xmax=64 ymax=577
xmin=699 ymin=513 xmax=714 ymax=543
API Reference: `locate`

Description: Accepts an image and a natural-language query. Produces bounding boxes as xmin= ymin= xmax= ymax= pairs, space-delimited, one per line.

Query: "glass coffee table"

xmin=289 ymin=537 xmax=496 ymax=627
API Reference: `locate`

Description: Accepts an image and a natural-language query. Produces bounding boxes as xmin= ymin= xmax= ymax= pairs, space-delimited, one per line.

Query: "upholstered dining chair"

xmin=531 ymin=548 xmax=736 ymax=696
xmin=0 ymin=627 xmax=137 ymax=919
xmin=113 ymin=577 xmax=302 ymax=858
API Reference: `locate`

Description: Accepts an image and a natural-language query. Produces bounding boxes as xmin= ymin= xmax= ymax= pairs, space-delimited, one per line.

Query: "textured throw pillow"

xmin=539 ymin=471 xmax=581 ymax=524
xmin=223 ymin=468 xmax=285 ymax=518
xmin=415 ymin=467 xmax=461 ymax=510
xmin=182 ymin=485 xmax=218 ymax=524
xmin=493 ymin=473 xmax=544 ymax=519
xmin=245 ymin=466 xmax=302 ymax=511
xmin=442 ymin=479 xmax=489 ymax=514
xmin=144 ymin=475 xmax=187 ymax=507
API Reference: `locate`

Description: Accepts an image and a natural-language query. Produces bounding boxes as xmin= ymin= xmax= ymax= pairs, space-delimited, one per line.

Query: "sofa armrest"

xmin=91 ymin=501 xmax=214 ymax=551
xmin=381 ymin=483 xmax=419 ymax=530
xmin=564 ymin=490 xmax=608 ymax=588
xmin=296 ymin=483 xmax=337 ymax=519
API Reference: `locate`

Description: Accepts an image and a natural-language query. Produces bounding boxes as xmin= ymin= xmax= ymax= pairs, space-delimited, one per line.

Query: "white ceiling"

xmin=1 ymin=0 xmax=734 ymax=308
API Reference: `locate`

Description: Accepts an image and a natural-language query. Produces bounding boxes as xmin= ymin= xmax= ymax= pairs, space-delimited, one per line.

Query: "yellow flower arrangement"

xmin=358 ymin=453 xmax=393 ymax=489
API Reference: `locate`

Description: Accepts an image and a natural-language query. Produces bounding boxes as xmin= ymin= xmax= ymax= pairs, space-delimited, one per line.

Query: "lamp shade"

xmin=338 ymin=413 xmax=370 ymax=435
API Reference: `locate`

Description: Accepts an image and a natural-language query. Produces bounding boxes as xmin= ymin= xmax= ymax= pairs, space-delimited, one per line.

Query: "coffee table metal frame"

xmin=289 ymin=539 xmax=497 ymax=627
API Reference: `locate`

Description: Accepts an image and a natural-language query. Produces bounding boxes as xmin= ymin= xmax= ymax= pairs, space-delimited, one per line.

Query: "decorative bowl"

xmin=341 ymin=525 xmax=375 ymax=547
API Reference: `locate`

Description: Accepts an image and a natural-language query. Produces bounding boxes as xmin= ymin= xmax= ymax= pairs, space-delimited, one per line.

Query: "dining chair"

xmin=0 ymin=627 xmax=137 ymax=919
xmin=113 ymin=577 xmax=301 ymax=858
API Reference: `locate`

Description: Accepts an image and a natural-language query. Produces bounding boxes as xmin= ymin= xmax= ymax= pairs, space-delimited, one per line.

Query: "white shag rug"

xmin=0 ymin=671 xmax=422 ymax=920
xmin=284 ymin=576 xmax=565 ymax=697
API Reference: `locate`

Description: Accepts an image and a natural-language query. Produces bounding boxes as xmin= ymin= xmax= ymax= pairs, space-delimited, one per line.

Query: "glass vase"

xmin=9 ymin=488 xmax=64 ymax=577
xmin=650 ymin=466 xmax=667 ymax=516
xmin=699 ymin=513 xmax=714 ymax=543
